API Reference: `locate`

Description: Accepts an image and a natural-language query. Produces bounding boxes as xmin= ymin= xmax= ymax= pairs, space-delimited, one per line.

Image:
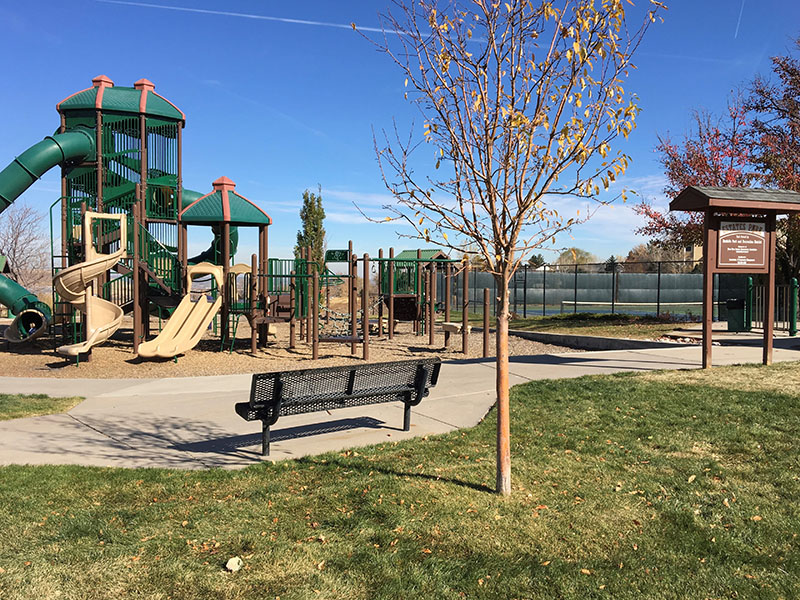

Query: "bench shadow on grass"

xmin=172 ymin=416 xmax=389 ymax=456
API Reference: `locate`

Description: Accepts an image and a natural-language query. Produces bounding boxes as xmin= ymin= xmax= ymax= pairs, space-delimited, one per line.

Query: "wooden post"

xmin=299 ymin=247 xmax=306 ymax=341
xmin=415 ymin=249 xmax=422 ymax=335
xmin=306 ymin=247 xmax=313 ymax=344
xmin=350 ymin=243 xmax=357 ymax=356
xmin=428 ymin=264 xmax=436 ymax=346
xmin=222 ymin=222 xmax=231 ymax=346
xmin=462 ymin=262 xmax=470 ymax=355
xmin=132 ymin=186 xmax=142 ymax=354
xmin=258 ymin=225 xmax=268 ymax=346
xmin=289 ymin=270 xmax=296 ymax=349
xmin=444 ymin=263 xmax=452 ymax=347
xmin=702 ymin=210 xmax=715 ymax=368
xmin=378 ymin=248 xmax=384 ymax=336
xmin=483 ymin=287 xmax=490 ymax=358
xmin=312 ymin=269 xmax=319 ymax=360
xmin=764 ymin=212 xmax=777 ymax=365
xmin=362 ymin=254 xmax=370 ymax=361
xmin=388 ymin=247 xmax=395 ymax=339
xmin=250 ymin=253 xmax=258 ymax=354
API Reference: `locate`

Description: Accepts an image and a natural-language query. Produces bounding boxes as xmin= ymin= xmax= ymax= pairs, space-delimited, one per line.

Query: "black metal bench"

xmin=235 ymin=358 xmax=442 ymax=456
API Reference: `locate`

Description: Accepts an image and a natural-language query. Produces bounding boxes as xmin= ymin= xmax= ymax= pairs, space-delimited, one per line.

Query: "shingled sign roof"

xmin=179 ymin=177 xmax=272 ymax=226
xmin=670 ymin=186 xmax=800 ymax=213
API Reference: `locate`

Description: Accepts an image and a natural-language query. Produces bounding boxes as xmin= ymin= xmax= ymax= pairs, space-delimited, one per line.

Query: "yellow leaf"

xmin=541 ymin=560 xmax=551 ymax=566
xmin=751 ymin=515 xmax=763 ymax=521
xmin=581 ymin=568 xmax=592 ymax=575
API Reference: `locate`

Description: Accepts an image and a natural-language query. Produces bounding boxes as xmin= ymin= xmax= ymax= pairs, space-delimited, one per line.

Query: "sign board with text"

xmin=716 ymin=220 xmax=767 ymax=272
xmin=325 ymin=249 xmax=350 ymax=263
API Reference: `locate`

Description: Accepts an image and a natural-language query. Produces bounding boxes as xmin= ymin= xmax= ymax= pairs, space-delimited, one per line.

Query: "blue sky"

xmin=1 ymin=0 xmax=799 ymax=264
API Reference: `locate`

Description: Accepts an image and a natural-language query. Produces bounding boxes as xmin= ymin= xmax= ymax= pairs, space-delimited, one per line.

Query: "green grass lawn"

xmin=0 ymin=393 xmax=82 ymax=421
xmin=1 ymin=363 xmax=799 ymax=599
xmin=453 ymin=311 xmax=687 ymax=339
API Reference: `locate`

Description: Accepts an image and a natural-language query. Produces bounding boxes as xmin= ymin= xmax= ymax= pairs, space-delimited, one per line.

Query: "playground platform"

xmin=2 ymin=341 xmax=800 ymax=470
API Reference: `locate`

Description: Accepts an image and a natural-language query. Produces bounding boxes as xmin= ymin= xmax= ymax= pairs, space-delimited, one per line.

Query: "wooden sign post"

xmin=670 ymin=187 xmax=800 ymax=368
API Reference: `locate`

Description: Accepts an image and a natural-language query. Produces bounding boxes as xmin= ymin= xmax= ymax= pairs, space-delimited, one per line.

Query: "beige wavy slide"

xmin=53 ymin=212 xmax=127 ymax=357
xmin=137 ymin=263 xmax=224 ymax=359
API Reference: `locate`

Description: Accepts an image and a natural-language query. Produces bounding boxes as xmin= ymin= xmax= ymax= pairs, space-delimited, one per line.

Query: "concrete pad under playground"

xmin=1 ymin=343 xmax=799 ymax=470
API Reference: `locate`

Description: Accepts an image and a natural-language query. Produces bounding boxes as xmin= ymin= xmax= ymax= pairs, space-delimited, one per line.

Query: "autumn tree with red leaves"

xmin=748 ymin=38 xmax=800 ymax=277
xmin=633 ymin=96 xmax=755 ymax=249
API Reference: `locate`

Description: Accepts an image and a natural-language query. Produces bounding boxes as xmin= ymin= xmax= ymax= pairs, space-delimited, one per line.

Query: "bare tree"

xmin=0 ymin=202 xmax=49 ymax=289
xmin=362 ymin=0 xmax=664 ymax=494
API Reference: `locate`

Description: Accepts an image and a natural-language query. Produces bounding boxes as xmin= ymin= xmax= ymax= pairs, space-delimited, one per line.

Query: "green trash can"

xmin=726 ymin=298 xmax=749 ymax=332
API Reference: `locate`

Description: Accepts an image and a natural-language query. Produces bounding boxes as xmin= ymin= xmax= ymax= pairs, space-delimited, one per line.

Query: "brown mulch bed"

xmin=0 ymin=317 xmax=581 ymax=379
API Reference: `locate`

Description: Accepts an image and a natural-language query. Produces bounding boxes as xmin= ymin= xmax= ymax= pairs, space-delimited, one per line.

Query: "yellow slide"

xmin=137 ymin=263 xmax=224 ymax=359
xmin=53 ymin=212 xmax=127 ymax=357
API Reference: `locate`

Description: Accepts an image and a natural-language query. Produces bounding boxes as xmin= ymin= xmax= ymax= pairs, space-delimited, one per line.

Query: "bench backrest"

xmin=249 ymin=358 xmax=441 ymax=424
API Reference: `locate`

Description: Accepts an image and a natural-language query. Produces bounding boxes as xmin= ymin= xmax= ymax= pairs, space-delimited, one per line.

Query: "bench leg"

xmin=262 ymin=421 xmax=270 ymax=456
xmin=403 ymin=403 xmax=411 ymax=431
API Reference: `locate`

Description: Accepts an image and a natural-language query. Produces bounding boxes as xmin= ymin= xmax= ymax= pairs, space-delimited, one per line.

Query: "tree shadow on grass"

xmin=298 ymin=454 xmax=494 ymax=494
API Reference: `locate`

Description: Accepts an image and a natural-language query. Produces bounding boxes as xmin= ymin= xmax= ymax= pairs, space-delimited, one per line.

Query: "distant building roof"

xmin=180 ymin=177 xmax=272 ymax=226
xmin=670 ymin=186 xmax=800 ymax=213
xmin=394 ymin=249 xmax=449 ymax=261
xmin=57 ymin=75 xmax=185 ymax=122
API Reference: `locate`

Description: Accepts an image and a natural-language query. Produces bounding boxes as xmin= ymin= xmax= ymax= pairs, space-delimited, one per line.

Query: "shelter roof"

xmin=394 ymin=249 xmax=449 ymax=261
xmin=57 ymin=76 xmax=185 ymax=122
xmin=670 ymin=186 xmax=800 ymax=213
xmin=179 ymin=177 xmax=272 ymax=226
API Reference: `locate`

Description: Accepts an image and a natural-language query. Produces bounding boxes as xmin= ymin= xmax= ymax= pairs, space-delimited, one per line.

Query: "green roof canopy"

xmin=180 ymin=177 xmax=272 ymax=226
xmin=394 ymin=249 xmax=449 ymax=261
xmin=57 ymin=76 xmax=184 ymax=122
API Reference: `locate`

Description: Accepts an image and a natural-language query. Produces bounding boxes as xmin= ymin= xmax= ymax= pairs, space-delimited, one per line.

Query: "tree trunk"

xmin=495 ymin=271 xmax=511 ymax=496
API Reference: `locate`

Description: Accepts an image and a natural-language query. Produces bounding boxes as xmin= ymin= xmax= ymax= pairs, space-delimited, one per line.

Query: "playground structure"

xmin=0 ymin=75 xmax=477 ymax=363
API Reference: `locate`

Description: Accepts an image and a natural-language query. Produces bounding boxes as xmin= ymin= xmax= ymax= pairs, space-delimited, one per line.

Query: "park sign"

xmin=718 ymin=220 xmax=767 ymax=271
xmin=670 ymin=186 xmax=800 ymax=368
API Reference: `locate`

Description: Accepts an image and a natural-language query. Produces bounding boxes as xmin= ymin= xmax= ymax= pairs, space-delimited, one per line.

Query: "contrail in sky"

xmin=734 ymin=0 xmax=746 ymax=39
xmin=95 ymin=0 xmax=396 ymax=34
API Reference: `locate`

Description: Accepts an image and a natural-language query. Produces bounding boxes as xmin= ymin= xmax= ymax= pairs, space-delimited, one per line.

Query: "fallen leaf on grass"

xmin=581 ymin=568 xmax=592 ymax=575
xmin=687 ymin=475 xmax=696 ymax=483
xmin=751 ymin=515 xmax=762 ymax=522
xmin=540 ymin=561 xmax=551 ymax=566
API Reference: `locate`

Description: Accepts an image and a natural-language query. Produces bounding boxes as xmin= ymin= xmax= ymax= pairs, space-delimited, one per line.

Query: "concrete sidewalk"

xmin=1 ymin=343 xmax=798 ymax=470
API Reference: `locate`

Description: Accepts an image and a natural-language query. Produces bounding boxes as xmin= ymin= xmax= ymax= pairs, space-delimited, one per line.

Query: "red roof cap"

xmin=134 ymin=78 xmax=155 ymax=91
xmin=212 ymin=176 xmax=236 ymax=192
xmin=92 ymin=75 xmax=114 ymax=88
